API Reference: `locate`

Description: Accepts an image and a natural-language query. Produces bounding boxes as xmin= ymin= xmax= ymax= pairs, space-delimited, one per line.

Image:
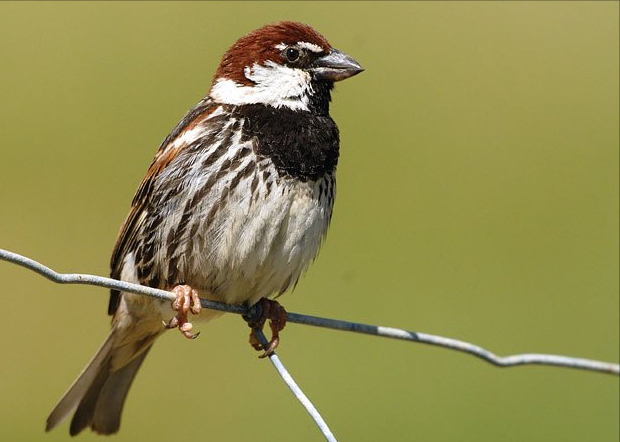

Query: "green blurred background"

xmin=0 ymin=2 xmax=617 ymax=441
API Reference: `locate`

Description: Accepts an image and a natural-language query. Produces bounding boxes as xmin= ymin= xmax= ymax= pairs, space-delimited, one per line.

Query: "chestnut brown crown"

xmin=213 ymin=21 xmax=361 ymax=86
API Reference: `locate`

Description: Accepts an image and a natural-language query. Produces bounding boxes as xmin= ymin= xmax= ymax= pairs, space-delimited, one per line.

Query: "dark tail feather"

xmin=70 ymin=345 xmax=152 ymax=435
xmin=46 ymin=332 xmax=116 ymax=432
xmin=46 ymin=330 xmax=156 ymax=436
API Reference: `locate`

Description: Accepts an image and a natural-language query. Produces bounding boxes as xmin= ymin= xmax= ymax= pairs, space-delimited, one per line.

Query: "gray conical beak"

xmin=311 ymin=49 xmax=364 ymax=82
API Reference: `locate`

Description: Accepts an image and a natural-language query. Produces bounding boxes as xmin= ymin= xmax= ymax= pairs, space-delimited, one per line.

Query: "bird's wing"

xmin=108 ymin=98 xmax=220 ymax=315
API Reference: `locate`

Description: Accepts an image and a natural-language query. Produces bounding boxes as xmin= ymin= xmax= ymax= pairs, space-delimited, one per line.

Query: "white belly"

xmin=192 ymin=172 xmax=333 ymax=305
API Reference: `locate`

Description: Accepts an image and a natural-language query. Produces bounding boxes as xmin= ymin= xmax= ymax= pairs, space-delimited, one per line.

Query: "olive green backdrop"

xmin=0 ymin=2 xmax=617 ymax=442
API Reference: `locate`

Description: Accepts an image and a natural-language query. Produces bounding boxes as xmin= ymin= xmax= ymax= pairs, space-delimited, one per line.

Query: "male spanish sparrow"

xmin=46 ymin=21 xmax=362 ymax=435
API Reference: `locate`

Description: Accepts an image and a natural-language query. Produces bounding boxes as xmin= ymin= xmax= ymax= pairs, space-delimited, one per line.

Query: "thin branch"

xmin=1 ymin=248 xmax=618 ymax=378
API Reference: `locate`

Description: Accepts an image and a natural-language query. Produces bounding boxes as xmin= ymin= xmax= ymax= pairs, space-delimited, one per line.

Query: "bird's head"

xmin=209 ymin=21 xmax=363 ymax=114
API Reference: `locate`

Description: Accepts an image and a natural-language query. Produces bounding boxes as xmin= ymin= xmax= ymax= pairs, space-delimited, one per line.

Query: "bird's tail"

xmin=45 ymin=327 xmax=158 ymax=435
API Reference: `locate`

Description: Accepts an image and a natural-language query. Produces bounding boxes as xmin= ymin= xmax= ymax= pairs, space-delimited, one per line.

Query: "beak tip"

xmin=346 ymin=67 xmax=364 ymax=80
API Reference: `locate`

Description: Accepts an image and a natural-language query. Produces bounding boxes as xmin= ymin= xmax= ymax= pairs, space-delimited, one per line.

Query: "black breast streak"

xmin=234 ymin=94 xmax=340 ymax=182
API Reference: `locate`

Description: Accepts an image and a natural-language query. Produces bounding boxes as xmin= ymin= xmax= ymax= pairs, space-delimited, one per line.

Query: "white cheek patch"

xmin=210 ymin=61 xmax=313 ymax=111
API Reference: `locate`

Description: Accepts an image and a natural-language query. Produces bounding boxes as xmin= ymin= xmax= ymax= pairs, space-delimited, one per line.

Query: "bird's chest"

xmin=236 ymin=104 xmax=340 ymax=182
xmin=139 ymin=106 xmax=339 ymax=304
xmin=185 ymin=169 xmax=335 ymax=304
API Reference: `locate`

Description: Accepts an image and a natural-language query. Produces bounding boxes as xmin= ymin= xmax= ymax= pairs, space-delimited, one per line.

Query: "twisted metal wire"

xmin=1 ymin=248 xmax=619 ymax=440
xmin=2 ymin=248 xmax=616 ymax=375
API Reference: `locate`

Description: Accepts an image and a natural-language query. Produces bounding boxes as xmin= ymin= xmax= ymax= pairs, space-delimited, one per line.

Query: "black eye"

xmin=285 ymin=47 xmax=300 ymax=62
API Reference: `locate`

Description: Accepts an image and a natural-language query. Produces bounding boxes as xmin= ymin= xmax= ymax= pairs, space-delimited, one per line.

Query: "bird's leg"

xmin=244 ymin=298 xmax=287 ymax=358
xmin=164 ymin=284 xmax=202 ymax=339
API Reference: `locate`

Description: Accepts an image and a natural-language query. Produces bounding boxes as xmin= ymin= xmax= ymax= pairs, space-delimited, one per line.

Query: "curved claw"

xmin=165 ymin=284 xmax=202 ymax=340
xmin=258 ymin=335 xmax=280 ymax=359
xmin=245 ymin=298 xmax=287 ymax=357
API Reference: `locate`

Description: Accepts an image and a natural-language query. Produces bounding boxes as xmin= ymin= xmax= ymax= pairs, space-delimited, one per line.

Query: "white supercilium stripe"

xmin=275 ymin=42 xmax=324 ymax=53
xmin=297 ymin=42 xmax=324 ymax=53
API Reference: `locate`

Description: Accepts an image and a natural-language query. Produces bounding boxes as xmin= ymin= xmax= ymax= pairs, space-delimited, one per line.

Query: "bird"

xmin=45 ymin=21 xmax=363 ymax=436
